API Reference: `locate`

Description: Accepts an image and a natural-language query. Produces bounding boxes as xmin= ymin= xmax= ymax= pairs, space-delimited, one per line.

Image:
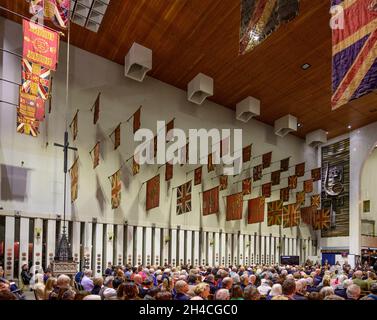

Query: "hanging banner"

xmin=23 ymin=19 xmax=59 ymax=71
xmin=21 ymin=58 xmax=51 ymax=100
xmin=110 ymin=170 xmax=121 ymax=209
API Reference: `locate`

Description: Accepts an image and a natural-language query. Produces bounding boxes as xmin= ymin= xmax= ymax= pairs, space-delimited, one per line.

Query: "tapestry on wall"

xmin=239 ymin=0 xmax=300 ymax=55
xmin=321 ymin=138 xmax=350 ymax=237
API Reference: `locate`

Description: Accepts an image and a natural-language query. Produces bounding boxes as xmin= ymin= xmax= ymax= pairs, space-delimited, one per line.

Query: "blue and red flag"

xmin=332 ymin=0 xmax=377 ymax=110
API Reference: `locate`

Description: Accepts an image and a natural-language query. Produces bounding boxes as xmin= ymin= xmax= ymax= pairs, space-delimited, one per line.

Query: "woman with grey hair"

xmin=266 ymin=283 xmax=282 ymax=300
xmin=320 ymin=286 xmax=334 ymax=299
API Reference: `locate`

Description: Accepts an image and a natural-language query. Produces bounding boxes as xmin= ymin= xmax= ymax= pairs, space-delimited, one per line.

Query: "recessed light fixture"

xmin=326 ymin=131 xmax=329 ymax=135
xmin=297 ymin=123 xmax=302 ymax=128
xmin=301 ymin=63 xmax=311 ymax=70
xmin=347 ymin=125 xmax=352 ymax=129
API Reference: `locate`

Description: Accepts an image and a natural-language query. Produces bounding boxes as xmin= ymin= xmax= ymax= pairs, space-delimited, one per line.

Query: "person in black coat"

xmin=20 ymin=264 xmax=31 ymax=285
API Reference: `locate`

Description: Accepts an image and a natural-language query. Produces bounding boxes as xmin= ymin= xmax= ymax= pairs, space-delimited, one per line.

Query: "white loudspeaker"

xmin=274 ymin=114 xmax=297 ymax=137
xmin=306 ymin=129 xmax=327 ymax=148
xmin=125 ymin=42 xmax=152 ymax=82
xmin=187 ymin=73 xmax=213 ymax=105
xmin=236 ymin=96 xmax=260 ymax=122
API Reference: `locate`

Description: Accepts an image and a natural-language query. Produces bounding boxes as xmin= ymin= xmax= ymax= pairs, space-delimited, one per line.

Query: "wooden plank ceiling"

xmin=1 ymin=0 xmax=377 ymax=139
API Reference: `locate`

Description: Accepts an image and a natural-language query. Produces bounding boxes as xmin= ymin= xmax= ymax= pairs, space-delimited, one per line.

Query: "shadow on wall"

xmin=0 ymin=164 xmax=30 ymax=201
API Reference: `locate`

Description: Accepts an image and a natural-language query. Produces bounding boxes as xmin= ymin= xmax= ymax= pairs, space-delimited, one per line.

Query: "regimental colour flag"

xmin=242 ymin=178 xmax=252 ymax=195
xmin=288 ymin=175 xmax=297 ymax=190
xmin=271 ymin=170 xmax=281 ymax=186
xmin=262 ymin=151 xmax=272 ymax=169
xmin=283 ymin=204 xmax=300 ymax=228
xmin=93 ymin=93 xmax=100 ymax=125
xmin=314 ymin=208 xmax=331 ymax=230
xmin=176 ymin=181 xmax=192 ymax=215
xmin=226 ymin=193 xmax=243 ymax=221
xmin=262 ymin=182 xmax=272 ymax=198
xmin=295 ymin=162 xmax=305 ymax=177
xmin=311 ymin=168 xmax=321 ymax=182
xmin=110 ymin=170 xmax=121 ymax=209
xmin=90 ymin=141 xmax=100 ymax=169
xmin=243 ymin=144 xmax=252 ymax=163
xmin=113 ymin=124 xmax=121 ymax=150
xmin=132 ymin=156 xmax=140 ymax=176
xmin=69 ymin=158 xmax=78 ymax=203
xmin=311 ymin=194 xmax=321 ymax=209
xmin=280 ymin=158 xmax=290 ymax=172
xmin=203 ymin=186 xmax=219 ymax=216
xmin=253 ymin=164 xmax=262 ymax=181
xmin=70 ymin=111 xmax=78 ymax=141
xmin=19 ymin=90 xmax=45 ymax=121
xmin=301 ymin=206 xmax=317 ymax=226
xmin=280 ymin=187 xmax=290 ymax=202
xmin=296 ymin=191 xmax=305 ymax=207
xmin=39 ymin=0 xmax=71 ymax=29
xmin=304 ymin=179 xmax=313 ymax=194
xmin=331 ymin=0 xmax=377 ymax=110
xmin=248 ymin=197 xmax=265 ymax=224
xmin=23 ymin=19 xmax=59 ymax=71
xmin=146 ymin=175 xmax=160 ymax=210
xmin=267 ymin=200 xmax=283 ymax=226
xmin=166 ymin=119 xmax=174 ymax=142
xmin=133 ymin=107 xmax=141 ymax=134
xmin=21 ymin=59 xmax=51 ymax=100
xmin=194 ymin=167 xmax=202 ymax=186
xmin=219 ymin=175 xmax=228 ymax=191
xmin=165 ymin=162 xmax=173 ymax=181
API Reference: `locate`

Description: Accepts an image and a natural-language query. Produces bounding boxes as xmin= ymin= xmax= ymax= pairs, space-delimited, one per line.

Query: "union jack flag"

xmin=21 ymin=59 xmax=51 ymax=100
xmin=288 ymin=175 xmax=297 ymax=190
xmin=267 ymin=200 xmax=283 ymax=226
xmin=283 ymin=204 xmax=300 ymax=228
xmin=314 ymin=208 xmax=331 ymax=230
xmin=311 ymin=194 xmax=321 ymax=209
xmin=296 ymin=191 xmax=305 ymax=207
xmin=176 ymin=181 xmax=192 ymax=215
xmin=332 ymin=0 xmax=377 ymax=110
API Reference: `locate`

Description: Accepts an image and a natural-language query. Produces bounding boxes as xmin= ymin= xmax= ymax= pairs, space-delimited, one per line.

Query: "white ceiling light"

xmin=70 ymin=0 xmax=111 ymax=33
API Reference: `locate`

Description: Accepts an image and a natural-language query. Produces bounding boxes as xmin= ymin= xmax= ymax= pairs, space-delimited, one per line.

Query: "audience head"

xmin=346 ymin=284 xmax=361 ymax=300
xmin=215 ymin=288 xmax=230 ymax=300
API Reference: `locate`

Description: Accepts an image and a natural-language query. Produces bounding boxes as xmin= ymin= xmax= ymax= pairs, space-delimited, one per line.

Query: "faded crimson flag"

xmin=262 ymin=152 xmax=272 ymax=169
xmin=280 ymin=187 xmax=290 ymax=202
xmin=262 ymin=182 xmax=272 ymax=198
xmin=114 ymin=124 xmax=121 ymax=150
xmin=288 ymin=175 xmax=297 ymax=190
xmin=93 ymin=93 xmax=100 ymax=125
xmin=133 ymin=107 xmax=141 ymax=134
xmin=23 ymin=19 xmax=59 ymax=71
xmin=219 ymin=175 xmax=228 ymax=191
xmin=243 ymin=145 xmax=252 ymax=163
xmin=283 ymin=204 xmax=300 ymax=228
xmin=110 ymin=170 xmax=121 ymax=209
xmin=248 ymin=197 xmax=265 ymax=224
xmin=90 ymin=141 xmax=100 ymax=169
xmin=253 ymin=164 xmax=262 ymax=181
xmin=203 ymin=186 xmax=219 ymax=216
xmin=242 ymin=178 xmax=252 ymax=195
xmin=295 ymin=162 xmax=305 ymax=177
xmin=267 ymin=200 xmax=283 ymax=226
xmin=271 ymin=170 xmax=281 ymax=186
xmin=165 ymin=162 xmax=173 ymax=181
xmin=146 ymin=175 xmax=160 ymax=210
xmin=311 ymin=168 xmax=321 ymax=182
xmin=304 ymin=179 xmax=313 ymax=193
xmin=70 ymin=110 xmax=78 ymax=141
xmin=132 ymin=156 xmax=140 ymax=176
xmin=226 ymin=193 xmax=243 ymax=221
xmin=208 ymin=153 xmax=215 ymax=172
xmin=311 ymin=194 xmax=321 ymax=209
xmin=296 ymin=191 xmax=305 ymax=207
xmin=166 ymin=119 xmax=174 ymax=141
xmin=194 ymin=167 xmax=202 ymax=185
xmin=280 ymin=158 xmax=290 ymax=172
xmin=301 ymin=206 xmax=317 ymax=225
xmin=69 ymin=158 xmax=79 ymax=203
xmin=19 ymin=90 xmax=45 ymax=121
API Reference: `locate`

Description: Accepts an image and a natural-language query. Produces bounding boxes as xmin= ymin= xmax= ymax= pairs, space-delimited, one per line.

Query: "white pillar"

xmin=220 ymin=232 xmax=226 ymax=265
xmin=255 ymin=234 xmax=260 ymax=264
xmin=126 ymin=225 xmax=134 ymax=265
xmin=270 ymin=237 xmax=275 ymax=264
xmin=153 ymin=228 xmax=161 ymax=266
xmin=105 ymin=224 xmax=114 ymax=266
xmin=46 ymin=220 xmax=56 ymax=268
xmin=115 ymin=225 xmax=124 ymax=266
xmin=193 ymin=231 xmax=200 ymax=266
xmin=19 ymin=218 xmax=29 ymax=276
xmin=186 ymin=230 xmax=192 ymax=265
xmin=226 ymin=233 xmax=232 ymax=265
xmin=145 ymin=227 xmax=152 ymax=265
xmin=214 ymin=232 xmax=220 ymax=265
xmin=171 ymin=229 xmax=177 ymax=266
xmin=178 ymin=229 xmax=185 ymax=265
xmin=135 ymin=226 xmax=143 ymax=265
xmin=33 ymin=218 xmax=43 ymax=272
xmin=266 ymin=236 xmax=271 ymax=265
xmin=162 ymin=228 xmax=169 ymax=265
xmin=4 ymin=216 xmax=15 ymax=279
xmin=84 ymin=222 xmax=93 ymax=270
xmin=94 ymin=224 xmax=103 ymax=276
xmin=201 ymin=231 xmax=207 ymax=266
xmin=208 ymin=232 xmax=214 ymax=266
xmin=71 ymin=222 xmax=80 ymax=268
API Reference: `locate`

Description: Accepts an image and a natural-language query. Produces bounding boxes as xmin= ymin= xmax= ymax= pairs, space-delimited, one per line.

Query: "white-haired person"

xmin=215 ymin=288 xmax=230 ymax=300
xmin=81 ymin=269 xmax=94 ymax=292
xmin=335 ymin=278 xmax=353 ymax=299
xmin=293 ymin=278 xmax=308 ymax=300
xmin=346 ymin=284 xmax=361 ymax=300
xmin=33 ymin=273 xmax=45 ymax=300
xmin=49 ymin=274 xmax=75 ymax=300
xmin=320 ymin=286 xmax=335 ymax=299
xmin=266 ymin=283 xmax=282 ymax=300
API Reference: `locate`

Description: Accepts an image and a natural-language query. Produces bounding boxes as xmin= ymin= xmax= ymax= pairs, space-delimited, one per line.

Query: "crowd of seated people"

xmin=1 ymin=260 xmax=377 ymax=301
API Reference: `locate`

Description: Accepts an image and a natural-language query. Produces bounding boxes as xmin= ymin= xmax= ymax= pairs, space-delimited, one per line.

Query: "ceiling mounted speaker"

xmin=274 ymin=114 xmax=297 ymax=137
xmin=187 ymin=73 xmax=213 ymax=105
xmin=125 ymin=42 xmax=152 ymax=82
xmin=236 ymin=96 xmax=260 ymax=122
xmin=306 ymin=129 xmax=327 ymax=148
